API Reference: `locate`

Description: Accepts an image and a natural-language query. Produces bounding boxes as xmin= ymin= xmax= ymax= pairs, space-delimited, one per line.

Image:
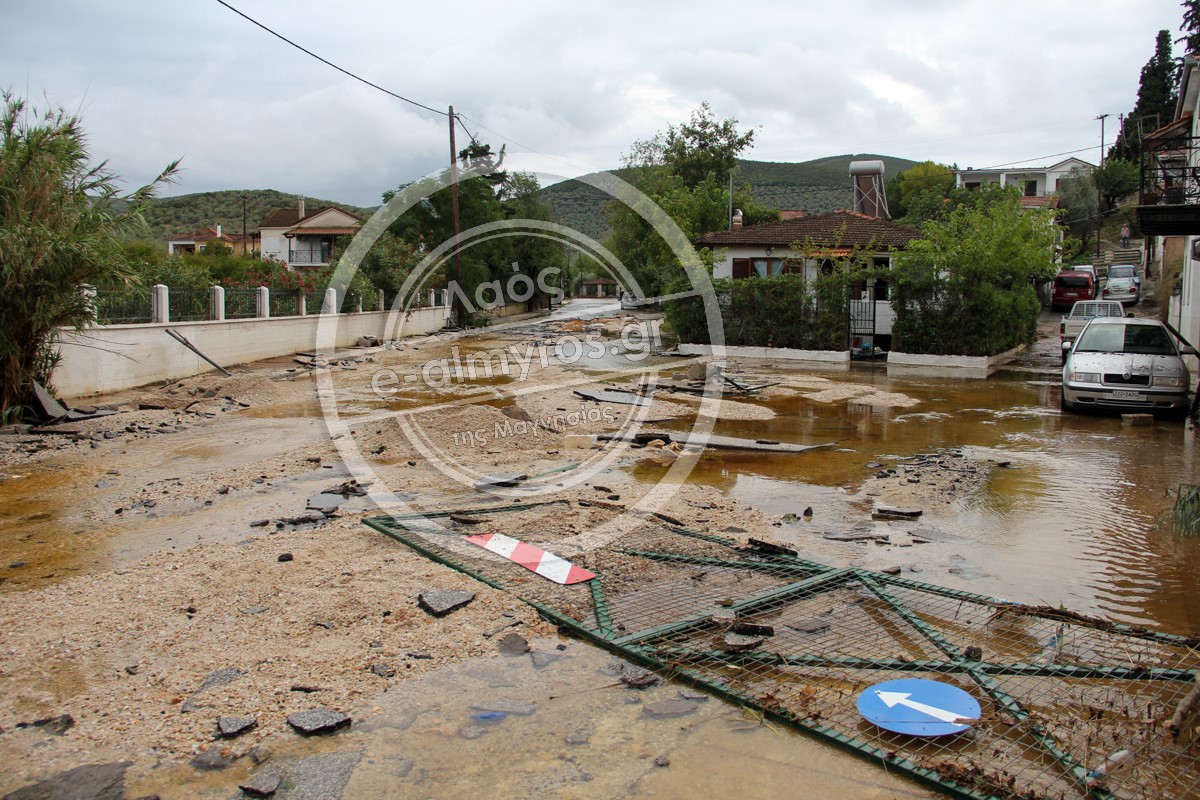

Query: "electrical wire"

xmin=214 ymin=0 xmax=447 ymax=117
xmin=977 ymin=145 xmax=1102 ymax=171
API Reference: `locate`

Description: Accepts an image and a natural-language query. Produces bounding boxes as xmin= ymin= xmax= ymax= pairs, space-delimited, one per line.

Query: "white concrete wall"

xmin=53 ymin=306 xmax=449 ymax=399
xmin=677 ymin=343 xmax=850 ymax=365
xmin=886 ymin=344 xmax=1025 ymax=378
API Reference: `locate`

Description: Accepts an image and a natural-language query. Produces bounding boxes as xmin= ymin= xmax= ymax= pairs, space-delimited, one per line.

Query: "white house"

xmin=258 ymin=196 xmax=362 ymax=269
xmin=695 ymin=210 xmax=922 ymax=350
xmin=955 ymin=157 xmax=1094 ymax=197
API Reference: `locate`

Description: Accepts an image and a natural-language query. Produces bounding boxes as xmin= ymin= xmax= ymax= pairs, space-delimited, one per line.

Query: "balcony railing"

xmin=1138 ymin=135 xmax=1200 ymax=235
xmin=288 ymin=250 xmax=328 ymax=265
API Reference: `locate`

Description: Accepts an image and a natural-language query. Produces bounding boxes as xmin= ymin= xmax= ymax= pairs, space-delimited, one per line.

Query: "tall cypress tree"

xmin=1110 ymin=30 xmax=1178 ymax=161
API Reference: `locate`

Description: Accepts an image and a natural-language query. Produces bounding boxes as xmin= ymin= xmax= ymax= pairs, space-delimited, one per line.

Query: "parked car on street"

xmin=1051 ymin=270 xmax=1096 ymax=309
xmin=1061 ymin=317 xmax=1194 ymax=418
xmin=1060 ymin=300 xmax=1126 ymax=357
xmin=1107 ymin=264 xmax=1141 ymax=288
xmin=1102 ymin=274 xmax=1140 ymax=305
xmin=1072 ymin=264 xmax=1099 ymax=285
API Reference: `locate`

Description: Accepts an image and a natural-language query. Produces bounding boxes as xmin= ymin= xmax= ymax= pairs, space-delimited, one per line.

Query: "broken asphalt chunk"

xmin=286 ymin=708 xmax=351 ymax=736
xmin=238 ymin=771 xmax=282 ymax=798
xmin=417 ymin=589 xmax=476 ymax=617
xmin=216 ymin=716 xmax=258 ymax=739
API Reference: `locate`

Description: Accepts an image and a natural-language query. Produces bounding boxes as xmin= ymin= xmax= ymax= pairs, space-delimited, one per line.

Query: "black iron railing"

xmin=1140 ymin=135 xmax=1200 ymax=206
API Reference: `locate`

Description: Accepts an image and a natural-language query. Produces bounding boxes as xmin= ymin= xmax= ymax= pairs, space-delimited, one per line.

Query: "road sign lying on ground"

xmin=465 ymin=532 xmax=596 ymax=585
xmin=857 ymin=678 xmax=980 ymax=736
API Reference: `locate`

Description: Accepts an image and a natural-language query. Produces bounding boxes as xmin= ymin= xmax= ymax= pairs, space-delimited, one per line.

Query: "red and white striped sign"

xmin=465 ymin=533 xmax=595 ymax=585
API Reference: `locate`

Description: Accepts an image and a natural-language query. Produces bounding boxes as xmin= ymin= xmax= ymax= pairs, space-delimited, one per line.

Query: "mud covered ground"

xmin=0 ymin=316 xmax=990 ymax=798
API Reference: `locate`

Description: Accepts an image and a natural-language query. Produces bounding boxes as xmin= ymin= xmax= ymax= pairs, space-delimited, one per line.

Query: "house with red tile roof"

xmin=167 ymin=225 xmax=250 ymax=255
xmin=258 ymin=196 xmax=362 ymax=268
xmin=697 ymin=210 xmax=921 ymax=281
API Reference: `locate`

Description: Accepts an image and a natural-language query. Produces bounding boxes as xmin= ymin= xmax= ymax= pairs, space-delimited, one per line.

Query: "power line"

xmin=214 ymin=0 xmax=447 ymax=117
xmin=976 ymin=145 xmax=1100 ymax=171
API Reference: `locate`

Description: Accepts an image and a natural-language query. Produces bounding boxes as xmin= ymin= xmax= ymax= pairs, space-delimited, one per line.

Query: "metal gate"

xmin=849 ymin=297 xmax=876 ymax=351
xmin=365 ymin=507 xmax=1200 ymax=800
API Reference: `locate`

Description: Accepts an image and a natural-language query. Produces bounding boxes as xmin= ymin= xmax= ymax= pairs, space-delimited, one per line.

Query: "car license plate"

xmin=1112 ymin=390 xmax=1143 ymax=400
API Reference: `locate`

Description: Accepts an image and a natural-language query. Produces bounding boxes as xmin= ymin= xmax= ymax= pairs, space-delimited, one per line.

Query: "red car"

xmin=1051 ymin=270 xmax=1095 ymax=310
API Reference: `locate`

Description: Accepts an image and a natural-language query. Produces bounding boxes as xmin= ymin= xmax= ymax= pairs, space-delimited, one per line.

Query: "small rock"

xmin=458 ymin=725 xmax=487 ymax=740
xmin=249 ymin=519 xmax=270 ymax=528
xmin=369 ymin=662 xmax=396 ymax=678
xmin=497 ymin=633 xmax=530 ymax=656
xmin=190 ymin=749 xmax=233 ymax=771
xmin=619 ymin=667 xmax=660 ymax=689
xmin=216 ymin=716 xmax=258 ymax=739
xmin=248 ymin=746 xmax=273 ymax=765
xmin=277 ymin=553 xmax=293 ymax=563
xmin=286 ymin=708 xmax=351 ymax=736
xmin=529 ymin=651 xmax=562 ymax=670
xmin=678 ymin=689 xmax=708 ymax=702
xmin=124 ymin=664 xmax=139 ymax=676
xmin=880 ymin=566 xmax=903 ymax=576
xmin=643 ymin=700 xmax=699 ymax=719
xmin=722 ymin=632 xmax=764 ymax=652
xmin=565 ymin=731 xmax=590 ymax=745
xmin=417 ymin=589 xmax=476 ymax=617
xmin=15 ymin=714 xmax=74 ymax=736
xmin=962 ymin=646 xmax=983 ymax=661
xmin=653 ymin=755 xmax=671 ymax=767
xmin=238 ymin=771 xmax=282 ymax=798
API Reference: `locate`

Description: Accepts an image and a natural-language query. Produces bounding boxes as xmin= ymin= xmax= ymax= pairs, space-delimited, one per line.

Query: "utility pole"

xmin=240 ymin=194 xmax=248 ymax=256
xmin=448 ymin=105 xmax=464 ymax=327
xmin=727 ymin=168 xmax=734 ymax=230
xmin=1096 ymin=113 xmax=1109 ymax=259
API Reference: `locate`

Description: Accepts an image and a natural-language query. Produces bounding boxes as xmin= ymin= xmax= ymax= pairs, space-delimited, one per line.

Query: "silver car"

xmin=1061 ymin=317 xmax=1194 ymax=417
xmin=1101 ymin=275 xmax=1140 ymax=305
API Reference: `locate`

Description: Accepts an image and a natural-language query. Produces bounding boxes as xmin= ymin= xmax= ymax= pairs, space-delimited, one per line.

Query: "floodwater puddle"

xmin=128 ymin=637 xmax=924 ymax=800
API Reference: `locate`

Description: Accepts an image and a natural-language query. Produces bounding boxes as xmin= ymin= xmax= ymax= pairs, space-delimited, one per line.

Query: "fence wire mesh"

xmin=364 ymin=506 xmax=1200 ymax=800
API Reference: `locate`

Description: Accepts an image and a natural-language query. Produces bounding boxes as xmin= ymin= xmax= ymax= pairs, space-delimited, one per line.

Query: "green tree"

xmin=891 ymin=187 xmax=1057 ymax=356
xmin=1056 ymin=165 xmax=1100 ymax=250
xmin=1181 ymin=1 xmax=1200 ymax=62
xmin=605 ymin=104 xmax=768 ymax=298
xmin=890 ymin=161 xmax=956 ymax=223
xmin=0 ymin=94 xmax=178 ymax=416
xmin=1095 ymin=158 xmax=1139 ymax=209
xmin=1111 ymin=30 xmax=1177 ymax=161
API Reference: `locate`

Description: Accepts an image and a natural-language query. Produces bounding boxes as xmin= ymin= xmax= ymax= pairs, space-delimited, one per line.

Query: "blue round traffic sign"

xmin=857 ymin=678 xmax=980 ymax=736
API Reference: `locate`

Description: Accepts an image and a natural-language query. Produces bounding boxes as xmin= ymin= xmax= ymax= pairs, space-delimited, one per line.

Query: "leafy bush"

xmin=665 ymin=272 xmax=852 ymax=350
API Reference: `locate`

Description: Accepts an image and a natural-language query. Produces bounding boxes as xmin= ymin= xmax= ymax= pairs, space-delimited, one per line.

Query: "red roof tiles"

xmin=697 ymin=210 xmax=921 ymax=249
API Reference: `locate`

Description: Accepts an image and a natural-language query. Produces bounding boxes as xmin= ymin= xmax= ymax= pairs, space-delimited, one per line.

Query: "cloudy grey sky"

xmin=1 ymin=1 xmax=1186 ymax=206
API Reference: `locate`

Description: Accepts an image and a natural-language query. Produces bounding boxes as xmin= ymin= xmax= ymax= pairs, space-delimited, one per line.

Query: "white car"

xmin=1101 ymin=275 xmax=1140 ymax=305
xmin=1061 ymin=317 xmax=1194 ymax=418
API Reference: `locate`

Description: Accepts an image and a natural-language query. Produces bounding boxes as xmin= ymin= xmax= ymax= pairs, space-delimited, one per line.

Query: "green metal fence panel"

xmin=168 ymin=288 xmax=210 ymax=322
xmin=224 ymin=288 xmax=259 ymax=319
xmin=269 ymin=289 xmax=301 ymax=318
xmin=363 ymin=509 xmax=1200 ymax=800
xmin=92 ymin=290 xmax=152 ymax=325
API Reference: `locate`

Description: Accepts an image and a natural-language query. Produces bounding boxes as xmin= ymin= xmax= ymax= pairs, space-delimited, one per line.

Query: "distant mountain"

xmin=541 ymin=154 xmax=921 ymax=241
xmin=138 ymin=189 xmax=373 ymax=244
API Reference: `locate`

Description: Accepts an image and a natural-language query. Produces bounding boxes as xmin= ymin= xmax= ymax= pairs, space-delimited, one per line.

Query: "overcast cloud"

xmin=1 ymin=1 xmax=1186 ymax=206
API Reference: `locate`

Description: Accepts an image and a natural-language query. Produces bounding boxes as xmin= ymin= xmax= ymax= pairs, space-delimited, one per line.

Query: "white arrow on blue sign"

xmin=857 ymin=678 xmax=981 ymax=736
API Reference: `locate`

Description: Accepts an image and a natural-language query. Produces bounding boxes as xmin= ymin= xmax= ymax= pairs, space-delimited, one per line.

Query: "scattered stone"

xmin=530 ymin=651 xmax=562 ymax=670
xmin=369 ymin=662 xmax=396 ymax=678
xmin=643 ymin=700 xmax=699 ymax=719
xmin=619 ymin=667 xmax=660 ymax=689
xmin=679 ymin=689 xmax=708 ymax=702
xmin=746 ymin=538 xmax=797 ymax=556
xmin=418 ymin=589 xmax=476 ymax=617
xmin=406 ymin=651 xmax=433 ymax=660
xmin=866 ymin=461 xmax=882 ymax=469
xmin=722 ymin=632 xmax=765 ymax=652
xmin=962 ymin=646 xmax=983 ymax=661
xmin=290 ymin=684 xmax=325 ymax=693
xmin=497 ymin=632 xmax=530 ymax=656
xmin=241 ymin=606 xmax=268 ymax=615
xmin=286 ymin=708 xmax=351 ymax=736
xmin=249 ymin=519 xmax=270 ymax=528
xmin=190 ymin=749 xmax=233 ymax=771
xmin=654 ymin=755 xmax=671 ymax=767
xmin=2 ymin=761 xmax=131 ymax=800
xmin=783 ymin=617 xmax=832 ymax=635
xmin=216 ymin=716 xmax=258 ymax=739
xmin=8 ymin=561 xmax=26 ymax=569
xmin=15 ymin=714 xmax=74 ymax=736
xmin=277 ymin=553 xmax=293 ymax=563
xmin=248 ymin=746 xmax=273 ymax=765
xmin=565 ymin=731 xmax=590 ymax=746
xmin=182 ymin=668 xmax=244 ymax=713
xmin=482 ymin=619 xmax=521 ymax=638
xmin=124 ymin=664 xmax=139 ymax=676
xmin=880 ymin=566 xmax=903 ymax=576
xmin=238 ymin=771 xmax=282 ymax=798
xmin=458 ymin=725 xmax=487 ymax=740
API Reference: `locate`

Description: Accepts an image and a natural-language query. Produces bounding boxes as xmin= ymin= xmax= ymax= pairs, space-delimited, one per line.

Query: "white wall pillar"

xmin=323 ymin=287 xmax=337 ymax=315
xmin=152 ymin=284 xmax=169 ymax=324
xmin=257 ymin=286 xmax=270 ymax=319
xmin=210 ymin=285 xmax=225 ymax=321
xmin=376 ymin=289 xmax=385 ymax=312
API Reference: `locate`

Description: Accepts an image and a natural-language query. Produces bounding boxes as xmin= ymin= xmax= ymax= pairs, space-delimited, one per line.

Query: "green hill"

xmin=541 ymin=154 xmax=921 ymax=240
xmin=138 ymin=189 xmax=373 ymax=244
